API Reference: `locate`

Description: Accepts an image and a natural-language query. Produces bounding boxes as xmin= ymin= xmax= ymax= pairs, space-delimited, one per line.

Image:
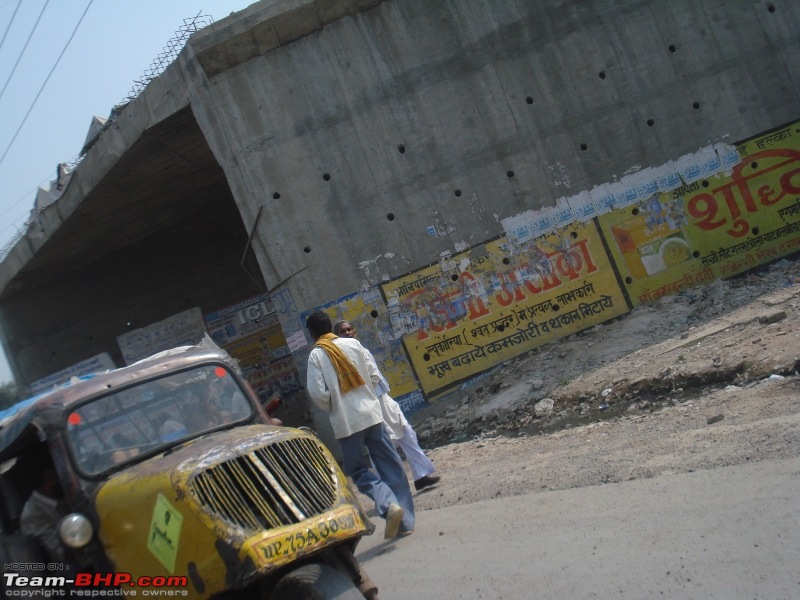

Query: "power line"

xmin=0 ymin=171 xmax=49 ymax=215
xmin=0 ymin=0 xmax=51 ymax=102
xmin=0 ymin=0 xmax=23 ymax=55
xmin=0 ymin=0 xmax=94 ymax=168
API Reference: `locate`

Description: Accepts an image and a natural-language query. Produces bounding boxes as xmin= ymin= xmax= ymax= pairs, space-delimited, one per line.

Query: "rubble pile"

xmin=414 ymin=257 xmax=800 ymax=448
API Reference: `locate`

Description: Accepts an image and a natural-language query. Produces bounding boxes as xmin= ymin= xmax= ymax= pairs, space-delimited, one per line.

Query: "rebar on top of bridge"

xmin=121 ymin=12 xmax=214 ymax=105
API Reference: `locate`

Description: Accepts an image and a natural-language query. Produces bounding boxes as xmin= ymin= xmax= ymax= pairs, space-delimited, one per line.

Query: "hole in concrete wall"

xmin=580 ymin=143 xmax=588 ymax=151
xmin=752 ymin=227 xmax=760 ymax=235
xmin=768 ymin=3 xmax=776 ymax=12
xmin=454 ymin=189 xmax=462 ymax=197
xmin=526 ymin=96 xmax=533 ymax=104
xmin=323 ymin=173 xmax=331 ymax=181
xmin=631 ymin=207 xmax=640 ymax=216
xmin=647 ymin=118 xmax=655 ymax=127
xmin=693 ymin=102 xmax=701 ymax=110
xmin=701 ymin=180 xmax=709 ymax=188
xmin=598 ymin=71 xmax=606 ymax=79
xmin=668 ymin=44 xmax=677 ymax=53
xmin=625 ymin=276 xmax=633 ymax=284
xmin=506 ymin=170 xmax=514 ymax=178
xmin=423 ymin=353 xmax=431 ymax=361
xmin=303 ymin=246 xmax=312 ymax=253
xmin=370 ymin=309 xmax=378 ymax=318
xmin=398 ymin=144 xmax=406 ymax=154
xmin=387 ymin=213 xmax=395 ymax=221
xmin=273 ymin=192 xmax=281 ymax=199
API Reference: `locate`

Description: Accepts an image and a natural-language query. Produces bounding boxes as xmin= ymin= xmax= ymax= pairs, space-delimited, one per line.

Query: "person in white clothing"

xmin=306 ymin=311 xmax=415 ymax=539
xmin=333 ymin=320 xmax=440 ymax=492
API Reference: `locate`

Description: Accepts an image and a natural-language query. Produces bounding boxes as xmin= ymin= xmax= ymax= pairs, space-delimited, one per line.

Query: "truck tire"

xmin=271 ymin=563 xmax=364 ymax=600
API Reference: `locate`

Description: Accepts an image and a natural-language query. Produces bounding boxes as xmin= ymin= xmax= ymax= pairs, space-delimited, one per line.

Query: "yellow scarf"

xmin=314 ymin=333 xmax=365 ymax=394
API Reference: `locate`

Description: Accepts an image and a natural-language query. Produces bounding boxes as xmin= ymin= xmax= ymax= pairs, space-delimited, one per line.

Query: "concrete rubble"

xmin=411 ymin=257 xmax=800 ymax=447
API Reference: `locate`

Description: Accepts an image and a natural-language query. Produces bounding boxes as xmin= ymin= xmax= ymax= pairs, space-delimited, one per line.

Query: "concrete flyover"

xmin=0 ymin=0 xmax=798 ymax=424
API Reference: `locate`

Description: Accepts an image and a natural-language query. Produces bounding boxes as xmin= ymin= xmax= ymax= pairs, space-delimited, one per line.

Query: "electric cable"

xmin=0 ymin=0 xmax=94 ymax=168
xmin=0 ymin=0 xmax=51 ymax=102
xmin=0 ymin=0 xmax=23 ymax=56
xmin=0 ymin=171 xmax=50 ymax=245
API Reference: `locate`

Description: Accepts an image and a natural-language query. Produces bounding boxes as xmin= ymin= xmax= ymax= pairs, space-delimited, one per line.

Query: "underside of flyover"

xmin=0 ymin=106 xmax=265 ymax=387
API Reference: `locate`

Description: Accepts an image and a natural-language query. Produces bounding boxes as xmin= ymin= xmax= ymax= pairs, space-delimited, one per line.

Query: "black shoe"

xmin=414 ymin=474 xmax=440 ymax=491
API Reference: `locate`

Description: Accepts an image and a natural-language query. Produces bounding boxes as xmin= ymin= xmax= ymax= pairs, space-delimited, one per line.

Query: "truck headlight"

xmin=59 ymin=513 xmax=93 ymax=548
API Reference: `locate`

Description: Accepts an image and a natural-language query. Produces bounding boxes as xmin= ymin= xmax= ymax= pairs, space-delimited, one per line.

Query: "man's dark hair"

xmin=306 ymin=311 xmax=333 ymax=339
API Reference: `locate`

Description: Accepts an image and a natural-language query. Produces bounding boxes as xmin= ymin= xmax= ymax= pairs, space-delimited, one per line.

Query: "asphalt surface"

xmin=356 ymin=455 xmax=800 ymax=600
xmin=350 ymin=263 xmax=800 ymax=599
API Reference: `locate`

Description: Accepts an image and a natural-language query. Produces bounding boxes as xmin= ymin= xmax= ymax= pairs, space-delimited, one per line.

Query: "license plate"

xmin=251 ymin=505 xmax=361 ymax=566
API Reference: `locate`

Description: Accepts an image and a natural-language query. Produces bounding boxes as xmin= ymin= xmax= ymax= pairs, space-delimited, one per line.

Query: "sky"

xmin=0 ymin=0 xmax=256 ymax=383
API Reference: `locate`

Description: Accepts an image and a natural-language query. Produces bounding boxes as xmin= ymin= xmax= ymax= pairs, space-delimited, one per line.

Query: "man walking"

xmin=305 ymin=311 xmax=415 ymax=539
xmin=333 ymin=319 xmax=440 ymax=491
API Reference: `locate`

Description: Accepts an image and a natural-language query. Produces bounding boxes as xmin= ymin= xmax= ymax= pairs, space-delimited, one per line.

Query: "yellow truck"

xmin=0 ymin=338 xmax=378 ymax=599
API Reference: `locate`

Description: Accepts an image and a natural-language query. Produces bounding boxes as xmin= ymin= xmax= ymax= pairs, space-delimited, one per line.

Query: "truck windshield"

xmin=65 ymin=364 xmax=254 ymax=475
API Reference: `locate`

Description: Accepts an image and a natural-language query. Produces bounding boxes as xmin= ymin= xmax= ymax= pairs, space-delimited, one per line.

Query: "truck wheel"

xmin=271 ymin=563 xmax=364 ymax=600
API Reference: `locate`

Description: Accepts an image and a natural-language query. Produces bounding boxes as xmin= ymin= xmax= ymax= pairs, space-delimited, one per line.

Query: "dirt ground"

xmin=387 ymin=256 xmax=800 ymax=512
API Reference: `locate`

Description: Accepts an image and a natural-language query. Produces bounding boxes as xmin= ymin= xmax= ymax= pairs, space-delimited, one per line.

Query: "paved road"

xmin=355 ymin=456 xmax=800 ymax=600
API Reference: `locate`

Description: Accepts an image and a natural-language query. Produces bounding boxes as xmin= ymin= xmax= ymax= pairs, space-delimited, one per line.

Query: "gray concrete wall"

xmin=2 ymin=0 xmax=799 ymax=412
xmin=181 ymin=0 xmax=800 ymax=395
xmin=187 ymin=0 xmax=800 ymax=311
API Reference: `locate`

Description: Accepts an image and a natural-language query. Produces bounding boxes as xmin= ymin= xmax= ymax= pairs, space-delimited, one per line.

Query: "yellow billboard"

xmin=598 ymin=120 xmax=800 ymax=304
xmin=305 ymin=119 xmax=799 ymax=403
xmin=381 ymin=221 xmax=629 ymax=395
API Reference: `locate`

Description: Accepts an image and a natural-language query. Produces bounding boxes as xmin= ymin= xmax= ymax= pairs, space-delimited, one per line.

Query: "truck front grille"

xmin=189 ymin=437 xmax=338 ymax=531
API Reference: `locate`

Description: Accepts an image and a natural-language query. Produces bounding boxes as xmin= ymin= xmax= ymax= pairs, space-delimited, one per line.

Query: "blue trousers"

xmin=339 ymin=423 xmax=415 ymax=532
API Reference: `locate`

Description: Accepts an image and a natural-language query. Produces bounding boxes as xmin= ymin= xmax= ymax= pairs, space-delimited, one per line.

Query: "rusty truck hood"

xmin=93 ymin=424 xmax=371 ymax=595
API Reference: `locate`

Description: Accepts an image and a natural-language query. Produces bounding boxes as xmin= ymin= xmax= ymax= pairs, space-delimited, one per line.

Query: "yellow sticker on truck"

xmin=251 ymin=505 xmax=361 ymax=567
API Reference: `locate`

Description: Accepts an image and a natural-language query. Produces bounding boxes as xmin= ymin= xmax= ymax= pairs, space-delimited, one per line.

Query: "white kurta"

xmin=362 ymin=348 xmax=409 ymax=441
xmin=306 ymin=337 xmax=384 ymax=439
xmin=378 ymin=393 xmax=409 ymax=440
xmin=364 ymin=348 xmax=437 ymax=481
